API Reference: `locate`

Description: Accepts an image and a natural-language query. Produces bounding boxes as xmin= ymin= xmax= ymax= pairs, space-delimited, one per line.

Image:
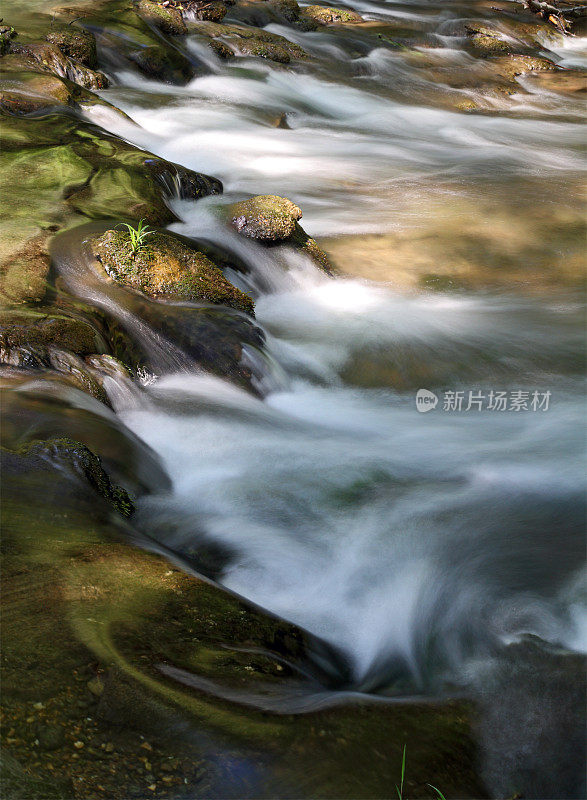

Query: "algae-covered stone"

xmin=54 ymin=0 xmax=198 ymax=84
xmin=289 ymin=222 xmax=334 ymax=274
xmin=299 ymin=5 xmax=362 ymax=26
xmin=45 ymin=25 xmax=98 ymax=68
xmin=0 ymin=231 xmax=53 ymax=306
xmin=228 ymin=0 xmax=303 ymax=27
xmin=236 ymin=37 xmax=297 ymax=63
xmin=7 ymin=42 xmax=109 ymax=90
xmin=465 ymin=25 xmax=513 ymax=56
xmin=188 ymin=0 xmax=229 ymax=22
xmin=19 ymin=437 xmax=134 ymax=517
xmin=188 ymin=20 xmax=308 ymax=61
xmin=0 ymin=70 xmax=73 ymax=114
xmin=136 ymin=0 xmax=188 ymax=35
xmin=93 ymin=229 xmax=254 ymax=315
xmin=209 ymin=39 xmax=234 ymax=59
xmin=488 ymin=54 xmax=556 ymax=80
xmin=0 ymin=24 xmax=17 ymax=56
xmin=228 ymin=195 xmax=302 ymax=241
xmin=0 ymin=309 xmax=105 ymax=355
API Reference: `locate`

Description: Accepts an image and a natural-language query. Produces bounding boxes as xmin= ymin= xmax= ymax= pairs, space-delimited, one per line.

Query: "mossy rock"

xmin=487 ymin=54 xmax=557 ymax=80
xmin=6 ymin=42 xmax=109 ymax=90
xmin=0 ymin=70 xmax=73 ymax=114
xmin=228 ymin=0 xmax=304 ymax=27
xmin=298 ymin=4 xmax=362 ymax=26
xmin=289 ymin=221 xmax=334 ymax=274
xmin=136 ymin=0 xmax=188 ymax=35
xmin=185 ymin=0 xmax=229 ymax=22
xmin=93 ymin=229 xmax=254 ymax=315
xmin=0 ymin=309 xmax=105 ymax=354
xmin=56 ymin=0 xmax=198 ymax=84
xmin=465 ymin=25 xmax=513 ymax=56
xmin=0 ymin=24 xmax=17 ymax=56
xmin=235 ymin=36 xmax=301 ymax=62
xmin=44 ymin=25 xmax=98 ymax=68
xmin=227 ymin=194 xmax=302 ymax=240
xmin=0 ymin=112 xmax=224 ymax=306
xmin=209 ymin=39 xmax=234 ymax=59
xmin=0 ymin=230 xmax=54 ymax=306
xmin=188 ymin=20 xmax=308 ymax=61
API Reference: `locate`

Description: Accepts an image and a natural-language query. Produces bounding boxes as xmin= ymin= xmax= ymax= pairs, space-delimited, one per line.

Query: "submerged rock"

xmin=0 ymin=230 xmax=53 ymax=306
xmin=227 ymin=194 xmax=302 ymax=240
xmin=93 ymin=228 xmax=255 ymax=315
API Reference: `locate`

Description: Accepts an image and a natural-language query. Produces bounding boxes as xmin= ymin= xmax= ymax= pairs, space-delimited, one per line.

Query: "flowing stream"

xmin=51 ymin=0 xmax=586 ymax=780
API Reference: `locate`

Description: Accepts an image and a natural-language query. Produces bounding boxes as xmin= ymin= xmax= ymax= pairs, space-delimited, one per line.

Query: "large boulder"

xmin=93 ymin=228 xmax=255 ymax=315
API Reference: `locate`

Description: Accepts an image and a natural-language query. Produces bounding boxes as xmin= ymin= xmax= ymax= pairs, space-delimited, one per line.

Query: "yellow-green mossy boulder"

xmin=228 ymin=194 xmax=302 ymax=240
xmin=45 ymin=25 xmax=99 ymax=68
xmin=136 ymin=0 xmax=188 ymax=35
xmin=487 ymin=54 xmax=557 ymax=80
xmin=465 ymin=25 xmax=513 ymax=56
xmin=299 ymin=5 xmax=362 ymax=26
xmin=226 ymin=195 xmax=333 ymax=273
xmin=93 ymin=229 xmax=254 ymax=315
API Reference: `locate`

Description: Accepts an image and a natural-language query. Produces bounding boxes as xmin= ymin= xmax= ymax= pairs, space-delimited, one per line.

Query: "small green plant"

xmin=396 ymin=744 xmax=406 ymax=800
xmin=118 ymin=219 xmax=154 ymax=256
xmin=427 ymin=784 xmax=447 ymax=800
xmin=395 ymin=745 xmax=447 ymax=800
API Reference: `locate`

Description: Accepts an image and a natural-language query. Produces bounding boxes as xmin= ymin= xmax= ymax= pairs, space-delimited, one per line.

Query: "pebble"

xmin=74 ymin=740 xmax=85 ymax=749
xmin=104 ymin=742 xmax=114 ymax=753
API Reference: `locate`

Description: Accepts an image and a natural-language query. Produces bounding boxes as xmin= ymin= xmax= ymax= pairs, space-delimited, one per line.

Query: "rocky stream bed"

xmin=1 ymin=0 xmax=586 ymax=798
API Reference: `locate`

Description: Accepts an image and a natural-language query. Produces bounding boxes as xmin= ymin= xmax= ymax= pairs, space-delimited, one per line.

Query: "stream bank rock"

xmin=225 ymin=195 xmax=333 ymax=273
xmin=93 ymin=229 xmax=255 ymax=315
